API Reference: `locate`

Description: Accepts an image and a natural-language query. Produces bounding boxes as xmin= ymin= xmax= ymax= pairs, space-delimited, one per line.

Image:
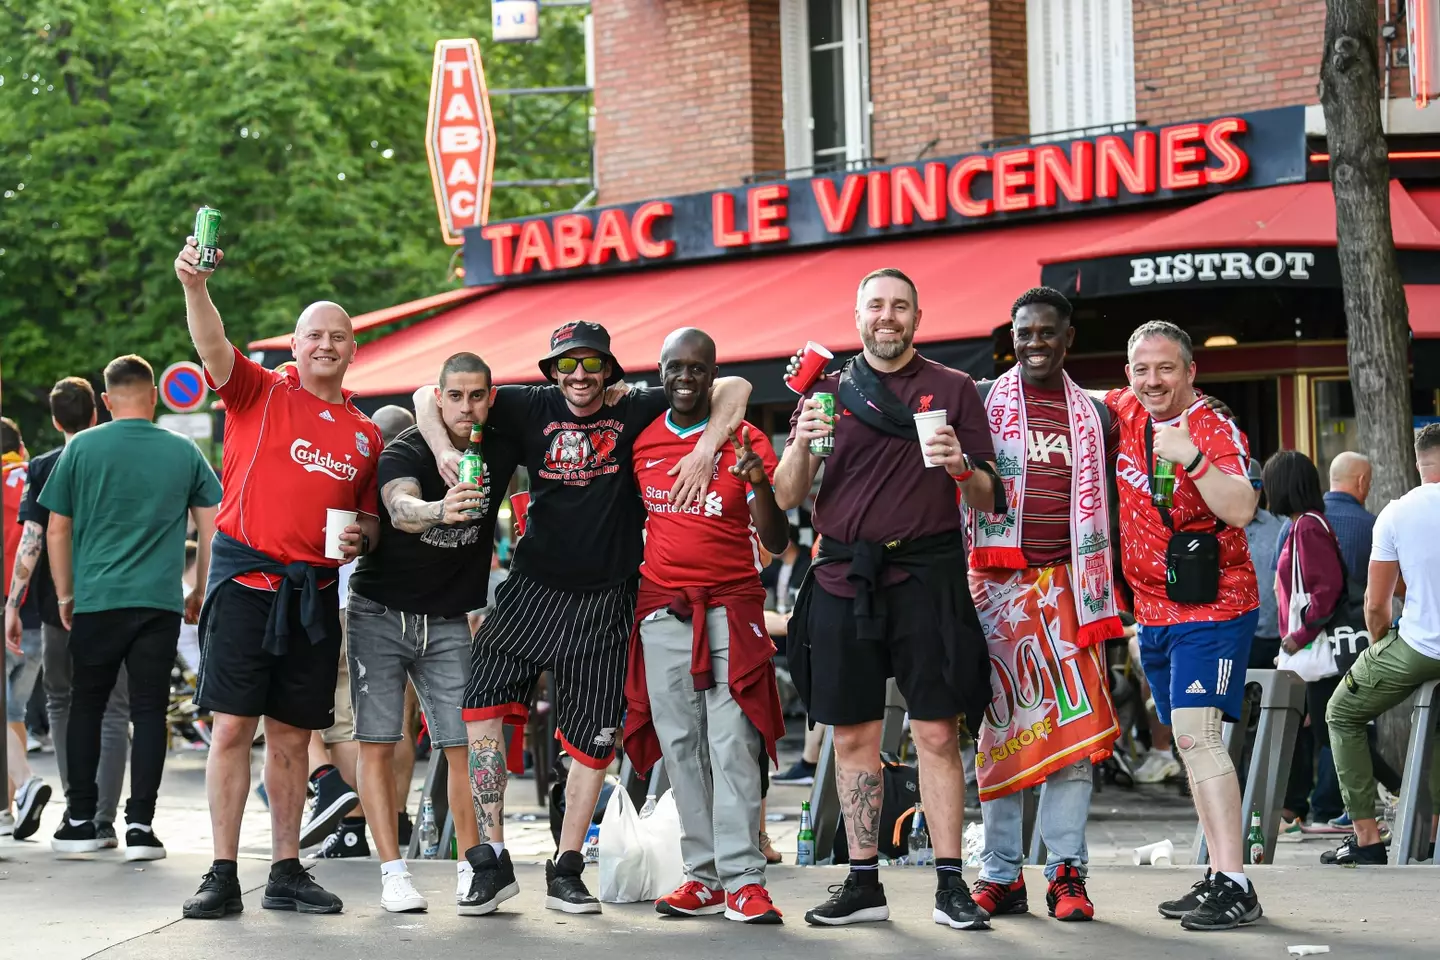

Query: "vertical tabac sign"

xmin=426 ymin=38 xmax=497 ymax=245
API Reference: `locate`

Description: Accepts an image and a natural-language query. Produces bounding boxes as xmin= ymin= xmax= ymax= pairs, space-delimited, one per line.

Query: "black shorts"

xmin=803 ymin=577 xmax=965 ymax=726
xmin=195 ymin=579 xmax=343 ymax=730
xmin=463 ymin=571 xmax=637 ymax=769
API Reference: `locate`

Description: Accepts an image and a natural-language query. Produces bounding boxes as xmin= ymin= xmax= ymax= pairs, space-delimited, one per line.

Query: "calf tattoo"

xmin=841 ymin=770 xmax=884 ymax=852
xmin=469 ymin=737 xmax=506 ymax=843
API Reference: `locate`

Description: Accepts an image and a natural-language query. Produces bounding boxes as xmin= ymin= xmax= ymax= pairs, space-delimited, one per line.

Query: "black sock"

xmin=936 ymin=857 xmax=965 ymax=886
xmin=212 ymin=859 xmax=238 ymax=875
xmin=270 ymin=857 xmax=303 ymax=878
xmin=850 ymin=855 xmax=880 ymax=886
xmin=555 ymin=849 xmax=585 ymax=877
xmin=341 ymin=816 xmax=366 ymax=827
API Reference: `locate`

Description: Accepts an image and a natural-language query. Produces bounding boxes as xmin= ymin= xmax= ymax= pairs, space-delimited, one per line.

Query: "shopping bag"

xmin=598 ymin=785 xmax=651 ymax=903
xmin=1276 ymin=515 xmax=1339 ymax=682
xmin=642 ymin=790 xmax=684 ymax=897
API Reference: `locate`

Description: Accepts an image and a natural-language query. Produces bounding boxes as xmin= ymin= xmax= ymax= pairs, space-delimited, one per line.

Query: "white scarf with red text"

xmin=966 ymin=365 xmax=1122 ymax=646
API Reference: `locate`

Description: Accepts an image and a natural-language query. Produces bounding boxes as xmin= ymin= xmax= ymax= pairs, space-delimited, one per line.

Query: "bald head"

xmin=1329 ymin=451 xmax=1372 ymax=502
xmin=295 ymin=300 xmax=352 ymax=335
xmin=660 ymin=327 xmax=716 ymax=367
xmin=372 ymin=405 xmax=415 ymax=446
xmin=291 ymin=300 xmax=357 ymax=388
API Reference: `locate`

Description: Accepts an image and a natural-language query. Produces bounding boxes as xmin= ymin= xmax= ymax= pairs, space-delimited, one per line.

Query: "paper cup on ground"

xmin=1132 ymin=838 xmax=1174 ymax=866
xmin=913 ymin=409 xmax=949 ymax=468
xmin=325 ymin=508 xmax=359 ymax=561
xmin=785 ymin=341 xmax=834 ymax=394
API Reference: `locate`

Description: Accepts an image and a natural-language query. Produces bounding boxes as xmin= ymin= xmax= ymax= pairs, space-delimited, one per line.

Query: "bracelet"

xmin=952 ymin=469 xmax=975 ymax=483
xmin=1189 ymin=457 xmax=1212 ymax=481
xmin=58 ymin=595 xmax=73 ymax=605
xmin=1184 ymin=450 xmax=1205 ymax=473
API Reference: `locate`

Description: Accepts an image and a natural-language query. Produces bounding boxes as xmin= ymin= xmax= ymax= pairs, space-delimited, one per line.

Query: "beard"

xmin=862 ymin=329 xmax=912 ymax=360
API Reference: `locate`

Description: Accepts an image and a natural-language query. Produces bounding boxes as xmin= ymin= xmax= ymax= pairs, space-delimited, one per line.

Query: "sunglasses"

xmin=555 ymin=356 xmax=606 ymax=375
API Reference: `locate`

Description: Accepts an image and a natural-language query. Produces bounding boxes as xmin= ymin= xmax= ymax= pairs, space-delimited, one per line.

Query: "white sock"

xmin=126 ymin=822 xmax=154 ymax=834
xmin=1222 ymin=870 xmax=1249 ymax=891
xmin=489 ymin=841 xmax=505 ymax=857
xmin=458 ymin=860 xmax=473 ymax=875
xmin=381 ymin=859 xmax=407 ymax=878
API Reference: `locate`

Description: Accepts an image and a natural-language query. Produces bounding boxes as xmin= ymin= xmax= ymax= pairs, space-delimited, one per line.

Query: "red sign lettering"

xmin=814 ymin=175 xmax=866 ymax=232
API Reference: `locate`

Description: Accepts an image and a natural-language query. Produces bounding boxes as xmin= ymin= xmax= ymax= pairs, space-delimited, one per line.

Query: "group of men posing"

xmin=33 ymin=234 xmax=1402 ymax=931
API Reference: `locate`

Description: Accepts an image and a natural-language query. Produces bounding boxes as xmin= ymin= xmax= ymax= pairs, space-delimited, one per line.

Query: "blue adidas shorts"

xmin=1136 ymin=610 xmax=1259 ymax=724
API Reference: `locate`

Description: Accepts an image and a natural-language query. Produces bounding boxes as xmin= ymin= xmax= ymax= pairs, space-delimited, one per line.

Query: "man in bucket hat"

xmin=414 ymin=321 xmax=753 ymax=916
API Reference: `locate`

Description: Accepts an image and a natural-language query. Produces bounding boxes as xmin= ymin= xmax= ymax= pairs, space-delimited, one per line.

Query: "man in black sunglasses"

xmin=413 ymin=320 xmax=752 ymax=916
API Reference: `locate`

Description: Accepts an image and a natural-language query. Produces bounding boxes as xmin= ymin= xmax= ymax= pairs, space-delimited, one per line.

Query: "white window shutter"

xmin=780 ymin=0 xmax=813 ymax=173
xmin=1028 ymin=0 xmax=1134 ymax=137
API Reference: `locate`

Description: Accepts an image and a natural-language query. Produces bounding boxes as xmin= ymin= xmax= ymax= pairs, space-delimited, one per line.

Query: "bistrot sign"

xmin=426 ymin=38 xmax=498 ymax=246
xmin=160 ymin=361 xmax=209 ymax=414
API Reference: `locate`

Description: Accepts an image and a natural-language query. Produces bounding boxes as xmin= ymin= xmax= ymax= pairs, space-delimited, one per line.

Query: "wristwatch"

xmin=953 ymin=454 xmax=975 ymax=483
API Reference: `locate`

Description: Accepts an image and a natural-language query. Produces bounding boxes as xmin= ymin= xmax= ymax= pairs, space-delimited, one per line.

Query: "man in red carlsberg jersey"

xmin=622 ymin=329 xmax=789 ymax=925
xmin=173 ymin=237 xmax=382 ymax=920
xmin=1106 ymin=320 xmax=1261 ymax=931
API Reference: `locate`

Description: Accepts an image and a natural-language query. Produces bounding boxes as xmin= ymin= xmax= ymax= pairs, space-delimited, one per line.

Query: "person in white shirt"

xmin=1323 ymin=423 xmax=1440 ymax=865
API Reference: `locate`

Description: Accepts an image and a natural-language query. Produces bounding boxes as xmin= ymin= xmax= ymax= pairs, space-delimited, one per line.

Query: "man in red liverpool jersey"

xmin=1106 ymin=321 xmax=1261 ymax=931
xmin=623 ymin=328 xmax=789 ymax=924
xmin=174 ymin=237 xmax=382 ymax=919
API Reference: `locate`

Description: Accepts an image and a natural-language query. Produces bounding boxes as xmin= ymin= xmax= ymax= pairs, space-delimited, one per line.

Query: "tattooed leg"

xmin=467 ymin=720 xmax=507 ymax=846
xmin=833 ymin=721 xmax=885 ymax=858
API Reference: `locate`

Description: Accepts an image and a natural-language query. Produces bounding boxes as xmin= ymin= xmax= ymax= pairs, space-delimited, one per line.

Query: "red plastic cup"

xmin=785 ymin=341 xmax=834 ymax=395
xmin=509 ymin=491 xmax=531 ymax=538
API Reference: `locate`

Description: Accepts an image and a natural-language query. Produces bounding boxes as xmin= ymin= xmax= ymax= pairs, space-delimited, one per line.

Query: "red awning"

xmin=335 ymin=213 xmax=1163 ymax=397
xmin=248 ymin=285 xmax=492 ymax=351
xmin=1039 ymin=181 xmax=1440 ymax=263
xmin=1407 ymin=284 xmax=1440 ymax=336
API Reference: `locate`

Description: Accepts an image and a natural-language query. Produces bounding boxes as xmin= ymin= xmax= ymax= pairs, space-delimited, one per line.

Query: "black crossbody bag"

xmin=1147 ymin=420 xmax=1223 ymax=604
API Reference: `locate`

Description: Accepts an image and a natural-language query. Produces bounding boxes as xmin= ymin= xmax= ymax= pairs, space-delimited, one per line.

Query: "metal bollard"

xmin=1392 ymin=679 xmax=1439 ymax=866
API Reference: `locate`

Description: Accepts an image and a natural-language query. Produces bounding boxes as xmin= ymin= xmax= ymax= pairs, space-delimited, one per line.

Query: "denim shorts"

xmin=6 ymin=628 xmax=43 ymax=723
xmin=346 ymin=590 xmax=471 ymax=749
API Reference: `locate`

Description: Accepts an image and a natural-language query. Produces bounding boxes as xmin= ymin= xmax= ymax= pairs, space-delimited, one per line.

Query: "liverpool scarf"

xmin=965 ymin=365 xmax=1122 ymax=647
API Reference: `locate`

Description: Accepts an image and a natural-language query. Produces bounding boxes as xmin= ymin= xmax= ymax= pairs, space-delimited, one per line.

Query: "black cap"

xmin=537 ymin=321 xmax=625 ymax=386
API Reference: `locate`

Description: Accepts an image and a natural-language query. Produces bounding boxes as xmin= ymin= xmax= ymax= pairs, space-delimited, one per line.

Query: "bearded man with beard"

xmin=773 ymin=268 xmax=1004 ymax=932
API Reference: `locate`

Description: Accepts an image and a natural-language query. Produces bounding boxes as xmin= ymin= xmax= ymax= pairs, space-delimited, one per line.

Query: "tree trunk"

xmin=1320 ymin=0 xmax=1418 ymax=769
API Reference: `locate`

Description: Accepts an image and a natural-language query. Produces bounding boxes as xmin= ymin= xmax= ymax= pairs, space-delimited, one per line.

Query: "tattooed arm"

xmin=468 ymin=736 xmax=507 ymax=844
xmin=4 ymin=520 xmax=43 ymax=652
xmin=839 ymin=768 xmax=885 ymax=858
xmin=381 ymin=477 xmax=483 ymax=534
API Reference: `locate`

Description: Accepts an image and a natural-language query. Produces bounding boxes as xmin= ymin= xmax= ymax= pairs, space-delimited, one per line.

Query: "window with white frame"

xmin=1026 ymin=0 xmax=1135 ymax=139
xmin=780 ymin=0 xmax=870 ymax=175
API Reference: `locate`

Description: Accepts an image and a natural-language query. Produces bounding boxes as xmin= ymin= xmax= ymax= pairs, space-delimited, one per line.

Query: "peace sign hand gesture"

xmin=729 ymin=425 xmax=768 ymax=485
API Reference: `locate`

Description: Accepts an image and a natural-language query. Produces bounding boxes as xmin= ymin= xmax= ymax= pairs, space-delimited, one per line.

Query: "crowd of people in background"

xmin=4 ymin=239 xmax=1439 ymax=936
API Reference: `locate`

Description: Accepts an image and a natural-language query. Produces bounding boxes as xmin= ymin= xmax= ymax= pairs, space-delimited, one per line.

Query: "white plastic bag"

xmin=598 ymin=787 xmax=685 ymax=902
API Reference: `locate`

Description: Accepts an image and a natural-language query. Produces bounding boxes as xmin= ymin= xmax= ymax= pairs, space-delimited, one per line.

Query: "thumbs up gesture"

xmin=1152 ymin=409 xmax=1201 ymax=467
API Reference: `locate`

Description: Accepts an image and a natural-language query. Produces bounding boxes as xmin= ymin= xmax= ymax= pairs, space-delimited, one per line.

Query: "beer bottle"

xmin=458 ymin=424 xmax=485 ymax=517
xmin=796 ymin=801 xmax=816 ymax=866
xmin=1246 ymin=811 xmax=1266 ymax=865
xmin=908 ymin=800 xmax=933 ymax=866
xmin=1153 ymin=456 xmax=1177 ymax=509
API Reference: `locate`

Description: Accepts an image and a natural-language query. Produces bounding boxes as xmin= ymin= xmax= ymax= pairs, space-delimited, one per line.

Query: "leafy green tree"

xmin=0 ymin=0 xmax=589 ymax=446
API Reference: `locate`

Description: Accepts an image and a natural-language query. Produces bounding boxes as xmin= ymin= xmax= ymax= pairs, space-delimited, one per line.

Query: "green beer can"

xmin=810 ymin=392 xmax=835 ymax=458
xmin=1152 ymin=456 xmax=1177 ymax=509
xmin=458 ymin=424 xmax=485 ymax=516
xmin=194 ymin=206 xmax=222 ymax=270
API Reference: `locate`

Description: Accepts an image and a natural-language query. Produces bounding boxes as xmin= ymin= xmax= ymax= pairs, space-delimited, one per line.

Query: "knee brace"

xmin=1170 ymin=707 xmax=1233 ymax=784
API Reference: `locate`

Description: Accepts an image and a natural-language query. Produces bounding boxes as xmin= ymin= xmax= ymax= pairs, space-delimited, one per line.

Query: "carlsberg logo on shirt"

xmin=290 ymin=438 xmax=359 ymax=481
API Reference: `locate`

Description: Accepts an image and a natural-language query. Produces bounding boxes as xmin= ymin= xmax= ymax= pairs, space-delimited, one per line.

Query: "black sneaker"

xmin=772 ymin=760 xmax=817 ymax=786
xmin=933 ymin=874 xmax=991 ymax=930
xmin=804 ymin=875 xmax=890 ymax=926
xmin=182 ymin=868 xmax=245 ymax=919
xmin=459 ymin=844 xmax=520 ymax=915
xmin=1158 ymin=870 xmax=1212 ymax=919
xmin=300 ymin=765 xmax=359 ymax=848
xmin=1321 ymin=834 xmax=1388 ymax=866
xmin=96 ymin=822 xmax=119 ymax=849
xmin=123 ymin=826 xmax=168 ymax=862
xmin=262 ymin=863 xmax=344 ymax=915
xmin=545 ymin=852 xmax=601 ymax=914
xmin=1179 ymin=872 xmax=1262 ymax=931
xmin=398 ymin=811 xmax=414 ymax=848
xmin=52 ymin=815 xmax=100 ymax=854
xmin=314 ymin=820 xmax=370 ymax=859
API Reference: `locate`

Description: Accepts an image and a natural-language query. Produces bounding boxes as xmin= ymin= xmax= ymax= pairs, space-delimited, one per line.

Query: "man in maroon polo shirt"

xmin=773 ymin=267 xmax=1002 ymax=932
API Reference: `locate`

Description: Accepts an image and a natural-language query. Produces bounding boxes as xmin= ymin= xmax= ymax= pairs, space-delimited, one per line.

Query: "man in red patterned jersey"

xmin=622 ymin=328 xmax=789 ymax=925
xmin=965 ymin=288 xmax=1122 ymax=924
xmin=1107 ymin=320 xmax=1261 ymax=931
xmin=173 ymin=238 xmax=382 ymax=919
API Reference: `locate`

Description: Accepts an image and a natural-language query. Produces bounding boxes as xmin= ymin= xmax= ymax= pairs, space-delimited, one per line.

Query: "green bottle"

xmin=1246 ymin=811 xmax=1265 ymax=865
xmin=796 ymin=800 xmax=816 ymax=866
xmin=458 ymin=424 xmax=485 ymax=516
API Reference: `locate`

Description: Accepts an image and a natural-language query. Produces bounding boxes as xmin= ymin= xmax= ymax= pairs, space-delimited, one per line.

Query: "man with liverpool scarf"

xmin=965 ymin=288 xmax=1122 ymax=923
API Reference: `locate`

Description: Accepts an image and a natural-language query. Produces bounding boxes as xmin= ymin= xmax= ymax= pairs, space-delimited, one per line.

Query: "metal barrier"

xmin=1393 ymin=678 xmax=1439 ymax=866
xmin=1193 ymin=669 xmax=1306 ymax=866
xmin=407 ymin=745 xmax=456 ymax=860
xmin=808 ymin=680 xmax=908 ymax=862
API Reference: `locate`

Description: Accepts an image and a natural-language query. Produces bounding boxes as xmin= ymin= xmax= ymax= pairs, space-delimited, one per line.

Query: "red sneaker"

xmin=971 ymin=875 xmax=1028 ymax=915
xmin=1046 ymin=865 xmax=1094 ymax=921
xmin=656 ymin=880 xmax=725 ymax=917
xmin=725 ymin=884 xmax=783 ymax=924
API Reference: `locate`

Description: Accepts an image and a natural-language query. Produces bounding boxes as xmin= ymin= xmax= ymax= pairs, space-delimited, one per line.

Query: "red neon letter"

xmin=552 ymin=215 xmax=592 ymax=270
xmin=867 ymin=170 xmax=891 ymax=228
xmin=993 ymin=149 xmax=1037 ymax=213
xmin=812 ymin=175 xmax=866 ymax=233
xmin=712 ymin=193 xmax=748 ymax=247
xmin=589 ymin=209 xmax=639 ymax=265
xmin=1034 ymin=142 xmax=1094 ymax=207
xmin=481 ymin=222 xmax=521 ymax=277
xmin=747 ymin=185 xmax=790 ymax=244
xmin=1204 ymin=117 xmax=1250 ymax=185
xmin=1096 ymin=132 xmax=1157 ymax=198
xmin=890 ymin=163 xmax=946 ymax=224
xmin=512 ymin=219 xmax=556 ymax=274
xmin=947 ymin=155 xmax=992 ymax=218
xmin=1160 ymin=124 xmax=1206 ymax=190
xmin=631 ymin=201 xmax=675 ymax=258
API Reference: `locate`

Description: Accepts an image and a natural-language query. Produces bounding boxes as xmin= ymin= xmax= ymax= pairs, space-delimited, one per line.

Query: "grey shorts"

xmin=346 ymin=590 xmax=471 ymax=749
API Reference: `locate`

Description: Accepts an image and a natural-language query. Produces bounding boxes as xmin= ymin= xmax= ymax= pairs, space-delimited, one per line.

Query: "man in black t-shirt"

xmin=414 ymin=321 xmax=751 ymax=916
xmin=345 ymin=353 xmax=518 ymax=915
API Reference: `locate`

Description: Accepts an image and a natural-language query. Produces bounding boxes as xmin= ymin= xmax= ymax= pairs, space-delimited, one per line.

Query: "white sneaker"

xmin=0 ymin=811 xmax=14 ymax=836
xmin=1133 ymin=749 xmax=1181 ymax=784
xmin=381 ymin=871 xmax=429 ymax=913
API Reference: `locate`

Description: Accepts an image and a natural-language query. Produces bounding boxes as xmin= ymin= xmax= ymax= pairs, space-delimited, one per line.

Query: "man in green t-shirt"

xmin=39 ymin=354 xmax=221 ymax=861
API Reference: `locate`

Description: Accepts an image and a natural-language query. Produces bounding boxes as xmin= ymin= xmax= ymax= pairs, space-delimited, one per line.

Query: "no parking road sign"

xmin=160 ymin=361 xmax=209 ymax=414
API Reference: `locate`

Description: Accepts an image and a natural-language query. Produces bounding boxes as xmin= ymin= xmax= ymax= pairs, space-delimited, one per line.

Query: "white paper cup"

xmin=325 ymin=508 xmax=359 ymax=561
xmin=913 ymin=409 xmax=949 ymax=468
xmin=1132 ymin=838 xmax=1174 ymax=866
